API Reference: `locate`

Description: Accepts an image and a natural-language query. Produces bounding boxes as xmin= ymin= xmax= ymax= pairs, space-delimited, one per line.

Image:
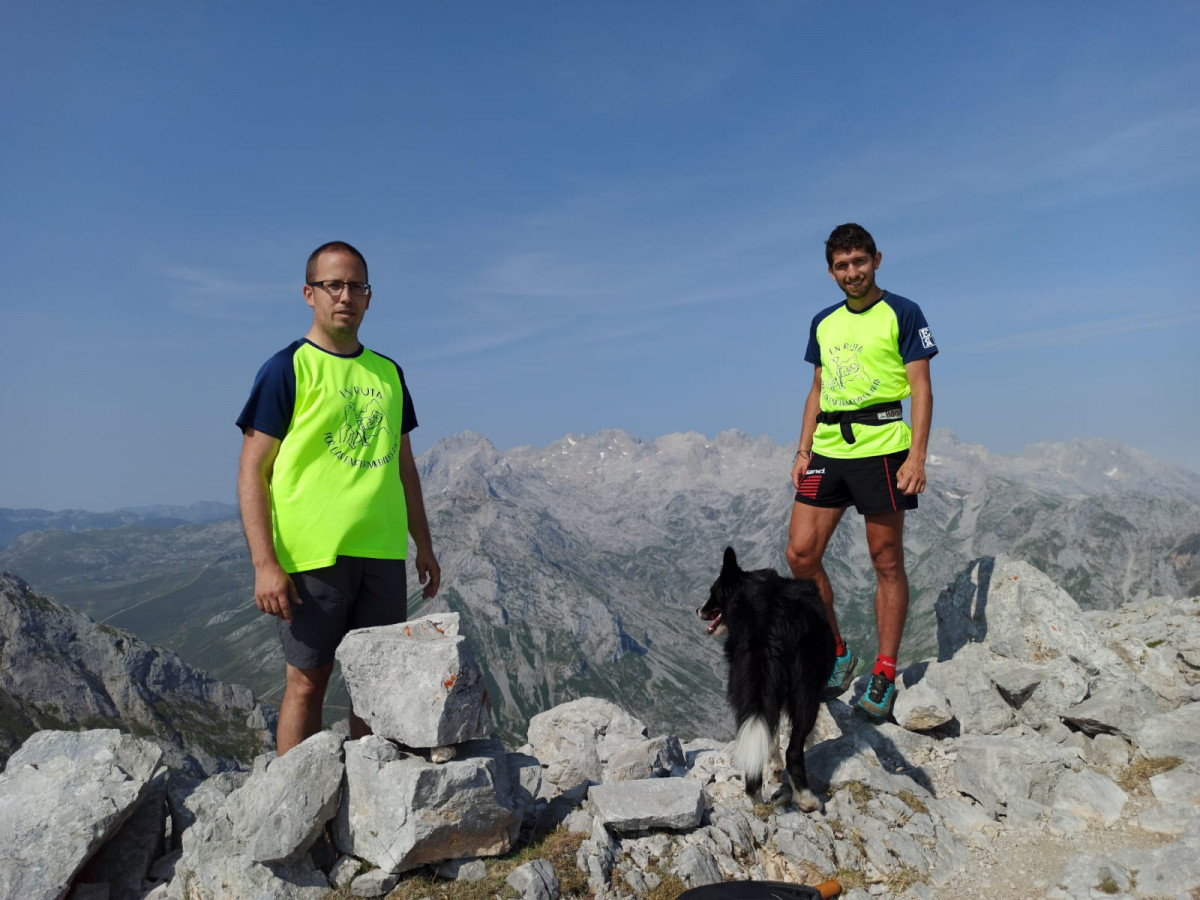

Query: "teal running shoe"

xmin=856 ymin=671 xmax=897 ymax=723
xmin=823 ymin=648 xmax=864 ymax=698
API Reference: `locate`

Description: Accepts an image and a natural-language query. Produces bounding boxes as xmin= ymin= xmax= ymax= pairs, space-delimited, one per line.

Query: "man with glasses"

xmin=237 ymin=240 xmax=441 ymax=754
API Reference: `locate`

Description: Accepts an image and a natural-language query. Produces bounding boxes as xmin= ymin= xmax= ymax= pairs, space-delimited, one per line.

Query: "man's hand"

xmin=254 ymin=562 xmax=301 ymax=622
xmin=414 ymin=548 xmax=441 ymax=599
xmin=791 ymin=452 xmax=810 ymax=492
xmin=895 ymin=456 xmax=927 ymax=495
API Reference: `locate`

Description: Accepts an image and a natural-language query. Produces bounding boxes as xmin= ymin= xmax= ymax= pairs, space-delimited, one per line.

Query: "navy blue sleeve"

xmin=889 ymin=294 xmax=939 ymax=364
xmin=372 ymin=350 xmax=418 ymax=435
xmin=235 ymin=342 xmax=300 ymax=439
xmin=397 ymin=364 xmax=417 ymax=435
xmin=804 ymin=302 xmax=840 ymax=367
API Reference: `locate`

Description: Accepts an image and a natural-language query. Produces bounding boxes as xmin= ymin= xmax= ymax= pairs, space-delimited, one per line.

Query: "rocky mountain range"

xmin=0 ymin=572 xmax=274 ymax=776
xmin=1 ymin=428 xmax=1197 ymax=744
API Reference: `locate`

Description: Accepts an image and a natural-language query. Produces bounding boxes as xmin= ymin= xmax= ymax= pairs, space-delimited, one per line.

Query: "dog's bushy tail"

xmin=731 ymin=715 xmax=772 ymax=796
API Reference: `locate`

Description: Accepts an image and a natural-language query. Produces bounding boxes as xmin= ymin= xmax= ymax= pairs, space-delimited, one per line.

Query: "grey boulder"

xmin=336 ymin=612 xmax=493 ymax=748
xmin=588 ymin=778 xmax=704 ymax=832
xmin=224 ymin=729 xmax=344 ymax=864
xmin=334 ymin=735 xmax=519 ymax=873
xmin=0 ymin=730 xmax=163 ymax=900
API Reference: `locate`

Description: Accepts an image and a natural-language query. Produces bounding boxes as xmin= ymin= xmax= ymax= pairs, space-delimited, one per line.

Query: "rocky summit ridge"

xmin=1 ymin=554 xmax=1197 ymax=900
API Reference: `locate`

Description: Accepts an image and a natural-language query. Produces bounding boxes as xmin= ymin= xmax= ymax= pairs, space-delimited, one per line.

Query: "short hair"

xmin=824 ymin=223 xmax=877 ymax=266
xmin=306 ymin=241 xmax=369 ymax=283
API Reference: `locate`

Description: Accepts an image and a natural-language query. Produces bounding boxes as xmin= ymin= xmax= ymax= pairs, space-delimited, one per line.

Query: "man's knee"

xmin=869 ymin=545 xmax=906 ymax=582
xmin=284 ymin=662 xmax=333 ymax=701
xmin=787 ymin=542 xmax=823 ymax=578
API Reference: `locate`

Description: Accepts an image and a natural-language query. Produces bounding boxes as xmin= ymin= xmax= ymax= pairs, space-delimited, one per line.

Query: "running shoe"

xmin=856 ymin=671 xmax=897 ymax=723
xmin=823 ymin=648 xmax=864 ymax=698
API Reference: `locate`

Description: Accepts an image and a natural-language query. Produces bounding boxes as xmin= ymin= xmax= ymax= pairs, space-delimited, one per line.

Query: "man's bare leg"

xmin=786 ymin=502 xmax=847 ymax=636
xmin=864 ymin=510 xmax=908 ymax=659
xmin=277 ymin=661 xmax=333 ymax=755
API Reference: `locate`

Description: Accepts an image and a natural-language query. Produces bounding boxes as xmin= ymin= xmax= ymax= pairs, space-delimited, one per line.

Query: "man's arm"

xmin=398 ymin=433 xmax=441 ymax=599
xmin=896 ymin=357 xmax=933 ymax=495
xmin=237 ymin=428 xmax=300 ymax=621
xmin=791 ymin=366 xmax=823 ymax=491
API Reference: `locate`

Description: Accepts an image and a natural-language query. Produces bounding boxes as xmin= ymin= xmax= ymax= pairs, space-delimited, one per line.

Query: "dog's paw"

xmin=795 ymin=788 xmax=822 ymax=813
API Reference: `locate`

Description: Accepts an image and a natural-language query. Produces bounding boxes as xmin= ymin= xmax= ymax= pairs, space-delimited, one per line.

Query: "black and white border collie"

xmin=698 ymin=546 xmax=835 ymax=811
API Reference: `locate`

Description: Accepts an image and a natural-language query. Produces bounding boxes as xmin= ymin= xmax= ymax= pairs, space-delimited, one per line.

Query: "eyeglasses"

xmin=307 ymin=280 xmax=371 ymax=297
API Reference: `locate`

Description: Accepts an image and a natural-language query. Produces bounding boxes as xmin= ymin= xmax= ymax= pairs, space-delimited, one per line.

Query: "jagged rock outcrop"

xmin=1 ymin=555 xmax=1197 ymax=900
xmin=0 ymin=572 xmax=274 ymax=776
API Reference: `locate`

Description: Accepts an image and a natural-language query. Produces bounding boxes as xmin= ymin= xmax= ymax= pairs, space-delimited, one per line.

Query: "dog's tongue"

xmin=706 ymin=612 xmax=723 ymax=635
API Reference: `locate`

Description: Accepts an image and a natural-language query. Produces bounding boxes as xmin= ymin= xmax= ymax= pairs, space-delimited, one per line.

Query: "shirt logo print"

xmin=322 ymin=385 xmax=400 ymax=470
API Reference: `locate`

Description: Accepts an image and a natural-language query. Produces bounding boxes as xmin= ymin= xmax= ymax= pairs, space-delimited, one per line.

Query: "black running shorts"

xmin=794 ymin=450 xmax=918 ymax=515
xmin=280 ymin=556 xmax=408 ymax=669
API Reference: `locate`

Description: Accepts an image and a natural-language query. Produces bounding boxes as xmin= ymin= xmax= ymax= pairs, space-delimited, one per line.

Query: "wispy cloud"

xmin=474 ymin=252 xmax=613 ymax=300
xmin=163 ymin=266 xmax=289 ymax=323
xmin=405 ymin=319 xmax=561 ymax=363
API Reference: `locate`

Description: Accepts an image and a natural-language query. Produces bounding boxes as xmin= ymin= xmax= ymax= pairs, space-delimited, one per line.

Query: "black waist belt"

xmin=816 ymin=401 xmax=904 ymax=445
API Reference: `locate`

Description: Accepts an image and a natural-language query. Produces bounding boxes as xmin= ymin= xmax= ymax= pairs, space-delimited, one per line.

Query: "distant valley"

xmin=2 ymin=428 xmax=1198 ymax=745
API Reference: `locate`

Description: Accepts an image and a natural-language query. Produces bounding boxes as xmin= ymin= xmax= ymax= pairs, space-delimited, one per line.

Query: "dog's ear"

xmin=722 ymin=546 xmax=739 ymax=575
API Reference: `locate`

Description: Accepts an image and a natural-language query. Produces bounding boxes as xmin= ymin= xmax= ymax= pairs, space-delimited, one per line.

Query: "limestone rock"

xmin=74 ymin=769 xmax=168 ymax=900
xmin=1062 ymin=679 xmax=1163 ymax=739
xmin=336 ymin=613 xmax=493 ymax=748
xmin=1133 ymin=703 xmax=1200 ymax=760
xmin=588 ymin=778 xmax=704 ymax=832
xmin=224 ymin=729 xmax=344 ymax=864
xmin=433 ymin=857 xmax=486 ymax=881
xmin=169 ymin=849 xmax=329 ymax=900
xmin=918 ymin=646 xmax=1015 ymax=734
xmin=350 ymin=868 xmax=401 ymax=896
xmin=527 ymin=697 xmax=647 ymax=794
xmin=334 ymin=735 xmax=519 ymax=873
xmin=1050 ymin=768 xmax=1128 ymax=826
xmin=954 ymin=733 xmax=1074 ymax=818
xmin=0 ymin=729 xmax=163 ymax=900
xmin=894 ymin=679 xmax=953 ymax=732
xmin=602 ymin=734 xmax=685 ymax=782
xmin=507 ymin=858 xmax=560 ymax=900
xmin=527 ymin=697 xmax=647 ymax=763
xmin=672 ymin=843 xmax=722 ymax=888
xmin=935 ymin=556 xmax=1126 ymax=672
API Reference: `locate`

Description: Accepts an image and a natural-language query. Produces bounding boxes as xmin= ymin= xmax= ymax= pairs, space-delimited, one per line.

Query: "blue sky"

xmin=2 ymin=2 xmax=1198 ymax=511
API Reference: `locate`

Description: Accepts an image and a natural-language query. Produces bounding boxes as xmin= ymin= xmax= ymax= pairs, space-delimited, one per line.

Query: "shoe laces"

xmin=867 ymin=672 xmax=892 ymax=702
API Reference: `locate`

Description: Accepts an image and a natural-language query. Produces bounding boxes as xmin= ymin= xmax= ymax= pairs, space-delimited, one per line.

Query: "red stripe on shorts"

xmin=798 ymin=474 xmax=822 ymax=498
xmin=883 ymin=457 xmax=898 ymax=510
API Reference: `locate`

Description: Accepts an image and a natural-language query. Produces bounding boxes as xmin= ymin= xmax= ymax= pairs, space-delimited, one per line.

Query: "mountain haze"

xmin=1 ymin=429 xmax=1196 ymax=743
xmin=0 ymin=501 xmax=237 ymax=551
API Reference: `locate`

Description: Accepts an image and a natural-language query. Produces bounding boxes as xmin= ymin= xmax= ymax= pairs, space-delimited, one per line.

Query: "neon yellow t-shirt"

xmin=804 ymin=292 xmax=937 ymax=459
xmin=237 ymin=340 xmax=412 ymax=572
